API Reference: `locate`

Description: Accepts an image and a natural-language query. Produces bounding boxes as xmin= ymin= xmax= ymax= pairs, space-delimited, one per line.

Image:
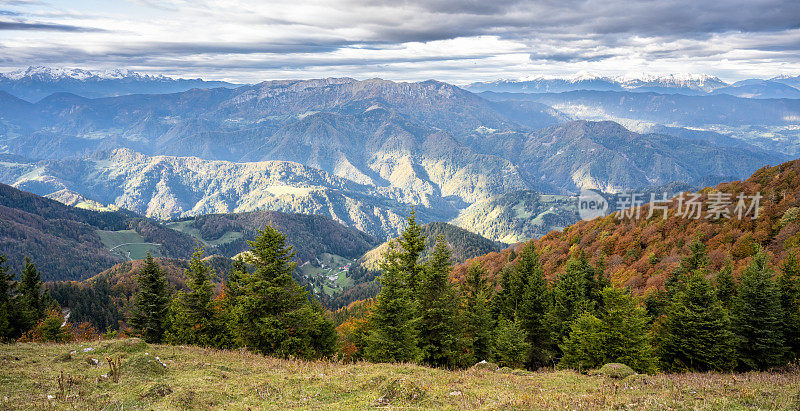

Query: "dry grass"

xmin=1 ymin=340 xmax=799 ymax=410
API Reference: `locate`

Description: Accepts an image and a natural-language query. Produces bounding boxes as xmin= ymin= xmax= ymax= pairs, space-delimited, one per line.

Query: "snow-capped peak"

xmin=1 ymin=66 xmax=167 ymax=82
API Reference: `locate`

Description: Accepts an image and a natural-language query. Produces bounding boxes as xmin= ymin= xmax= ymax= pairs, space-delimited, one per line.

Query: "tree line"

xmin=2 ymin=210 xmax=799 ymax=373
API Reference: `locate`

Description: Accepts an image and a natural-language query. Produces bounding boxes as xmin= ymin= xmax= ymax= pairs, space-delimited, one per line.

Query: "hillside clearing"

xmin=1 ymin=341 xmax=799 ymax=410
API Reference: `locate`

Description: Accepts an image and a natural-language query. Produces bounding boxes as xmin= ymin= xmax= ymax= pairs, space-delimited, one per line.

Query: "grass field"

xmin=297 ymin=253 xmax=354 ymax=296
xmin=164 ymin=221 xmax=243 ymax=247
xmin=1 ymin=340 xmax=799 ymax=410
xmin=96 ymin=230 xmax=163 ymax=260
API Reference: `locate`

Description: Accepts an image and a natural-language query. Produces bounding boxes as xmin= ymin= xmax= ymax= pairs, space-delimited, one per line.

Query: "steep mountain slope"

xmin=455 ymin=158 xmax=800 ymax=294
xmin=712 ymin=80 xmax=800 ymax=99
xmin=0 ymin=183 xmax=197 ymax=281
xmin=451 ymin=190 xmax=578 ymax=243
xmin=0 ymin=66 xmax=237 ymax=101
xmin=166 ymin=210 xmax=379 ymax=262
xmin=0 ymin=148 xmax=431 ymax=239
xmin=478 ymin=121 xmax=781 ymax=194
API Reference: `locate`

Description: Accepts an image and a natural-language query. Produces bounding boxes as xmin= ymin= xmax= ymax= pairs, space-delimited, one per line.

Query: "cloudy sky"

xmin=0 ymin=0 xmax=798 ymax=83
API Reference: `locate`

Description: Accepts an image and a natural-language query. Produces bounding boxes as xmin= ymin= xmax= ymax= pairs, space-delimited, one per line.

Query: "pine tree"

xmin=656 ymin=272 xmax=737 ymax=371
xmin=779 ymin=251 xmax=800 ymax=360
xmin=167 ymin=247 xmax=222 ymax=347
xmin=418 ymin=237 xmax=462 ymax=368
xmin=0 ymin=255 xmax=15 ymax=340
xmin=732 ymin=249 xmax=786 ymax=370
xmin=516 ymin=243 xmax=554 ymax=369
xmin=18 ymin=257 xmax=47 ymax=333
xmin=232 ymin=226 xmax=336 ymax=359
xmin=715 ymin=260 xmax=737 ymax=309
xmin=129 ymin=254 xmax=171 ymax=343
xmin=493 ymin=317 xmax=530 ymax=369
xmin=462 ymin=263 xmax=494 ymax=363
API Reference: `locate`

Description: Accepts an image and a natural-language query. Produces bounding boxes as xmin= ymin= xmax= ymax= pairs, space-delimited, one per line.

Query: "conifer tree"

xmin=665 ymin=240 xmax=709 ymax=297
xmin=418 ymin=237 xmax=462 ymax=368
xmin=232 ymin=226 xmax=336 ymax=359
xmin=18 ymin=257 xmax=48 ymax=332
xmin=560 ymin=287 xmax=656 ymax=373
xmin=732 ymin=249 xmax=786 ymax=369
xmin=493 ymin=317 xmax=530 ymax=369
xmin=779 ymin=251 xmax=800 ymax=360
xmin=462 ymin=263 xmax=494 ymax=363
xmin=398 ymin=207 xmax=425 ymax=293
xmin=167 ymin=247 xmax=222 ymax=347
xmin=715 ymin=260 xmax=737 ymax=309
xmin=656 ymin=272 xmax=737 ymax=371
xmin=365 ymin=242 xmax=421 ymax=362
xmin=516 ymin=243 xmax=554 ymax=368
xmin=549 ymin=255 xmax=596 ymax=346
xmin=129 ymin=254 xmax=171 ymax=343
xmin=0 ymin=255 xmax=15 ymax=340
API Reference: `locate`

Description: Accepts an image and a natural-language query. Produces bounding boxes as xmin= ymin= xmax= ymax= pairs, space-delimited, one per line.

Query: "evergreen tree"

xmin=715 ymin=260 xmax=737 ymax=309
xmin=493 ymin=317 xmax=530 ymax=369
xmin=232 ymin=226 xmax=336 ymax=359
xmin=418 ymin=237 xmax=462 ymax=368
xmin=549 ymin=255 xmax=596 ymax=346
xmin=516 ymin=243 xmax=554 ymax=369
xmin=462 ymin=263 xmax=494 ymax=363
xmin=18 ymin=257 xmax=47 ymax=332
xmin=0 ymin=255 xmax=16 ymax=340
xmin=665 ymin=240 xmax=709 ymax=297
xmin=167 ymin=247 xmax=223 ymax=347
xmin=560 ymin=287 xmax=656 ymax=373
xmin=365 ymin=242 xmax=421 ymax=362
xmin=656 ymin=272 xmax=737 ymax=371
xmin=559 ymin=312 xmax=604 ymax=371
xmin=398 ymin=207 xmax=425 ymax=293
xmin=129 ymin=254 xmax=171 ymax=343
xmin=779 ymin=251 xmax=800 ymax=360
xmin=732 ymin=249 xmax=786 ymax=370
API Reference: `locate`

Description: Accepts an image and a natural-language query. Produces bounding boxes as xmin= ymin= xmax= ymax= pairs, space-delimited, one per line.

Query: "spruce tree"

xmin=656 ymin=272 xmax=737 ymax=371
xmin=129 ymin=254 xmax=171 ymax=343
xmin=493 ymin=317 xmax=530 ymax=369
xmin=560 ymin=287 xmax=656 ymax=373
xmin=167 ymin=247 xmax=222 ymax=347
xmin=559 ymin=312 xmax=604 ymax=371
xmin=779 ymin=252 xmax=800 ymax=360
xmin=462 ymin=263 xmax=494 ymax=364
xmin=0 ymin=255 xmax=15 ymax=340
xmin=516 ymin=243 xmax=554 ymax=369
xmin=549 ymin=255 xmax=596 ymax=346
xmin=398 ymin=207 xmax=425 ymax=293
xmin=732 ymin=249 xmax=786 ymax=370
xmin=715 ymin=260 xmax=737 ymax=309
xmin=365 ymin=242 xmax=421 ymax=362
xmin=232 ymin=226 xmax=336 ymax=359
xmin=18 ymin=257 xmax=47 ymax=332
xmin=418 ymin=237 xmax=462 ymax=368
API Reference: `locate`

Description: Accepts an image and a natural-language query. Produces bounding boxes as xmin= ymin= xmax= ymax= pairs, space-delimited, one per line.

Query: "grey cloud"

xmin=0 ymin=20 xmax=105 ymax=31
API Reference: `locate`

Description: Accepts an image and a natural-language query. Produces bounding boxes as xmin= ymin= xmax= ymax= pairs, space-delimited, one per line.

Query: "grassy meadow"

xmin=1 ymin=339 xmax=799 ymax=410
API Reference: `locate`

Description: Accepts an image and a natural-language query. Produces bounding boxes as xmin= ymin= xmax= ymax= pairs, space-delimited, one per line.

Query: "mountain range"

xmin=466 ymin=73 xmax=800 ymax=99
xmin=0 ymin=66 xmax=237 ymax=102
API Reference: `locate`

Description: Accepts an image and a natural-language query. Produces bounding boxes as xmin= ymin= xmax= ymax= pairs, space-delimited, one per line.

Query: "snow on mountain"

xmin=0 ymin=66 xmax=237 ymax=101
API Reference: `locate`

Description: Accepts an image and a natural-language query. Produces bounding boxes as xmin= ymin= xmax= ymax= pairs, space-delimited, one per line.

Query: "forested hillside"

xmin=455 ymin=159 xmax=800 ymax=292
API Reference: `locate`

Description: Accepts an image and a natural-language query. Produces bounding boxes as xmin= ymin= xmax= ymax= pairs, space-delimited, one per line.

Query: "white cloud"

xmin=0 ymin=0 xmax=798 ymax=83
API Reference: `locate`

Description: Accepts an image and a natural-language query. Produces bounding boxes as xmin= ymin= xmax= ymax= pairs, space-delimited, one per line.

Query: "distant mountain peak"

xmin=1 ymin=66 xmax=169 ymax=82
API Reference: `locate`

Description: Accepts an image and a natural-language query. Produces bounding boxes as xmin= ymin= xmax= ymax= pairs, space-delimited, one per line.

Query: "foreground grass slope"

xmin=1 ymin=340 xmax=799 ymax=410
